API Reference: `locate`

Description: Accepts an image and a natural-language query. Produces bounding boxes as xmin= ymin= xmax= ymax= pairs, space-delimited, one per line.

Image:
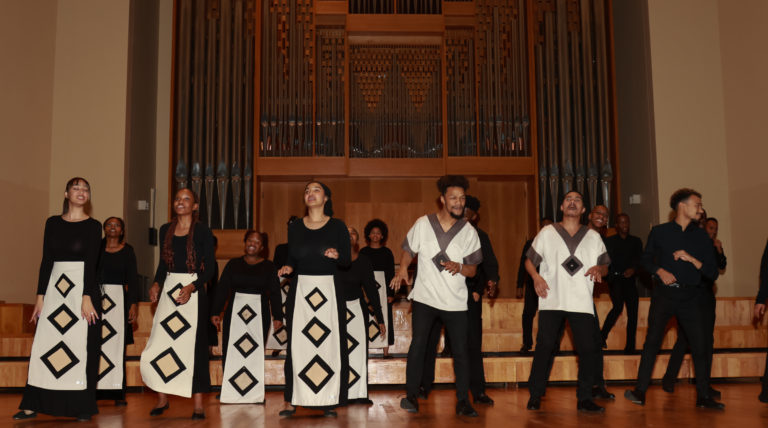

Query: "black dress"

xmin=359 ymin=246 xmax=395 ymax=345
xmin=96 ymin=244 xmax=139 ymax=401
xmin=153 ymin=222 xmax=216 ymax=394
xmin=20 ymin=216 xmax=102 ymax=418
xmin=211 ymin=257 xmax=283 ymax=371
xmin=283 ymin=217 xmax=351 ymax=407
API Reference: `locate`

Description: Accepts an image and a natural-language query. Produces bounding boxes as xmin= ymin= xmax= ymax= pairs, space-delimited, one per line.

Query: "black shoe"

xmin=115 ymin=399 xmax=128 ymax=406
xmin=271 ymin=350 xmax=281 ymax=357
xmin=577 ymin=399 xmax=605 ymax=413
xmin=149 ymin=403 xmax=169 ymax=416
xmin=662 ymin=377 xmax=675 ymax=393
xmin=455 ymin=400 xmax=478 ymax=417
xmin=696 ymin=397 xmax=725 ymax=410
xmin=279 ymin=407 xmax=297 ymax=417
xmin=758 ymin=387 xmax=768 ymax=403
xmin=474 ymin=394 xmax=494 ymax=405
xmin=191 ymin=411 xmax=205 ymax=420
xmin=592 ymin=386 xmax=615 ymax=400
xmin=76 ymin=414 xmax=92 ymax=422
xmin=624 ymin=389 xmax=645 ymax=405
xmin=526 ymin=396 xmax=541 ymax=410
xmin=400 ymin=397 xmax=419 ymax=413
xmin=708 ymin=387 xmax=721 ymax=400
xmin=417 ymin=387 xmax=429 ymax=400
xmin=12 ymin=411 xmax=37 ymax=420
xmin=520 ymin=345 xmax=532 ymax=354
xmin=323 ymin=409 xmax=337 ymax=417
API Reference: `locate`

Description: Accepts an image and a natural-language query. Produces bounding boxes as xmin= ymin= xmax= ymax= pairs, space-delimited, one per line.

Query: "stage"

xmin=1 ymin=383 xmax=766 ymax=427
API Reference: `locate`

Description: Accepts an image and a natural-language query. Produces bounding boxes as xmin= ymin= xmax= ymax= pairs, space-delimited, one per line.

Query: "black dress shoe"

xmin=417 ymin=386 xmax=430 ymax=400
xmin=323 ymin=409 xmax=337 ymax=417
xmin=191 ymin=411 xmax=205 ymax=420
xmin=696 ymin=397 xmax=725 ymax=410
xmin=526 ymin=396 xmax=541 ymax=410
xmin=400 ymin=397 xmax=419 ymax=413
xmin=358 ymin=398 xmax=374 ymax=405
xmin=115 ymin=399 xmax=128 ymax=406
xmin=592 ymin=386 xmax=615 ymax=400
xmin=12 ymin=411 xmax=37 ymax=420
xmin=520 ymin=345 xmax=532 ymax=354
xmin=455 ymin=400 xmax=478 ymax=417
xmin=76 ymin=414 xmax=92 ymax=422
xmin=624 ymin=389 xmax=645 ymax=405
xmin=149 ymin=403 xmax=169 ymax=416
xmin=662 ymin=377 xmax=675 ymax=393
xmin=759 ymin=387 xmax=768 ymax=403
xmin=708 ymin=387 xmax=721 ymax=400
xmin=577 ymin=399 xmax=605 ymax=413
xmin=474 ymin=394 xmax=494 ymax=405
xmin=279 ymin=407 xmax=297 ymax=417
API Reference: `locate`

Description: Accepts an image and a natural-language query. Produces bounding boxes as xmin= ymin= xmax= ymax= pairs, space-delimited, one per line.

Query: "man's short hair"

xmin=706 ymin=217 xmax=718 ymax=224
xmin=562 ymin=190 xmax=584 ymax=203
xmin=616 ymin=212 xmax=630 ymax=221
xmin=436 ymin=175 xmax=469 ymax=195
xmin=465 ymin=195 xmax=481 ymax=212
xmin=669 ymin=188 xmax=702 ymax=211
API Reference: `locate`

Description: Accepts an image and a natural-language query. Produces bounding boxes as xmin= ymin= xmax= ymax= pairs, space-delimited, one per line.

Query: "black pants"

xmin=601 ymin=276 xmax=639 ymax=350
xmin=407 ymin=301 xmax=470 ymax=401
xmin=467 ymin=295 xmax=486 ymax=397
xmin=521 ymin=284 xmax=539 ymax=349
xmin=635 ymin=285 xmax=711 ymax=398
xmin=529 ymin=310 xmax=598 ymax=401
xmin=763 ymin=351 xmax=768 ymax=389
xmin=663 ymin=287 xmax=716 ymax=382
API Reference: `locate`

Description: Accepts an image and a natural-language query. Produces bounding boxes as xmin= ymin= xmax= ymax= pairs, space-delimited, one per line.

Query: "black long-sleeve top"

xmin=641 ymin=221 xmax=719 ymax=286
xmin=37 ymin=216 xmax=102 ymax=300
xmin=153 ymin=222 xmax=216 ymax=290
xmin=715 ymin=246 xmax=727 ymax=270
xmin=517 ymin=239 xmax=534 ymax=289
xmin=605 ymin=233 xmax=643 ymax=277
xmin=98 ymin=243 xmax=140 ymax=305
xmin=211 ymin=257 xmax=283 ymax=321
xmin=468 ymin=227 xmax=500 ymax=295
xmin=359 ymin=246 xmax=395 ymax=298
xmin=337 ymin=254 xmax=385 ymax=323
xmin=757 ymin=240 xmax=768 ymax=304
xmin=285 ymin=217 xmax=351 ymax=275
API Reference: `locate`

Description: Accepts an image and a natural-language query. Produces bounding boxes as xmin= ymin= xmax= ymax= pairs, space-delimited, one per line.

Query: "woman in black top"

xmin=15 ymin=177 xmax=102 ymax=422
xmin=277 ymin=181 xmax=351 ymax=417
xmin=211 ymin=230 xmax=283 ymax=402
xmin=359 ymin=219 xmax=396 ymax=355
xmin=339 ymin=227 xmax=385 ymax=404
xmin=144 ymin=188 xmax=215 ymax=419
xmin=96 ymin=217 xmax=139 ymax=405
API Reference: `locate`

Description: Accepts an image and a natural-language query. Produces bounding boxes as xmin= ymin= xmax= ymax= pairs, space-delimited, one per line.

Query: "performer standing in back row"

xmin=359 ymin=219 xmax=396 ymax=356
xmin=15 ymin=177 xmax=102 ymax=422
xmin=392 ymin=175 xmax=482 ymax=417
xmin=277 ymin=181 xmax=351 ymax=417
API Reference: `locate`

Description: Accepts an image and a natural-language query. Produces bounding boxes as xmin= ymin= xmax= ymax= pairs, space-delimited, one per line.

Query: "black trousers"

xmin=467 ymin=295 xmax=486 ymax=397
xmin=601 ymin=276 xmax=639 ymax=350
xmin=529 ymin=310 xmax=598 ymax=401
xmin=663 ymin=287 xmax=716 ymax=382
xmin=763 ymin=351 xmax=768 ymax=389
xmin=521 ymin=284 xmax=539 ymax=349
xmin=407 ymin=301 xmax=470 ymax=401
xmin=635 ymin=285 xmax=711 ymax=398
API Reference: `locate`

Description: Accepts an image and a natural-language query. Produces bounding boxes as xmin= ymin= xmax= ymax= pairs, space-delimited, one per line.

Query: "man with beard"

xmin=391 ymin=175 xmax=483 ymax=417
xmin=525 ymin=191 xmax=610 ymax=413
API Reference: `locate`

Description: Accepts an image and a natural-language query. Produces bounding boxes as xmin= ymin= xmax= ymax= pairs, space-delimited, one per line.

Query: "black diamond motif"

xmin=298 ymin=355 xmax=335 ymax=394
xmin=346 ymin=308 xmax=355 ymax=323
xmin=349 ymin=367 xmax=360 ymax=388
xmin=40 ymin=341 xmax=80 ymax=379
xmin=102 ymin=293 xmax=116 ymax=314
xmin=561 ymin=255 xmax=584 ymax=276
xmin=97 ymin=352 xmax=115 ymax=380
xmin=47 ymin=304 xmax=78 ymax=335
xmin=238 ymin=304 xmax=256 ymax=324
xmin=234 ymin=333 xmax=259 ymax=358
xmin=304 ymin=287 xmax=328 ymax=312
xmin=273 ymin=325 xmax=288 ymax=345
xmin=166 ymin=283 xmax=184 ymax=306
xmin=228 ymin=366 xmax=259 ymax=396
xmin=302 ymin=317 xmax=331 ymax=348
xmin=150 ymin=348 xmax=186 ymax=383
xmin=367 ymin=319 xmax=381 ymax=342
xmin=160 ymin=311 xmax=191 ymax=340
xmin=347 ymin=333 xmax=359 ymax=354
xmin=101 ymin=320 xmax=117 ymax=344
xmin=54 ymin=274 xmax=76 ymax=298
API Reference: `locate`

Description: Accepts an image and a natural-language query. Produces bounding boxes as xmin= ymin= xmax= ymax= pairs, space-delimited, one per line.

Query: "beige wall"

xmin=0 ymin=1 xmax=58 ymax=303
xmin=646 ymin=0 xmax=735 ymax=295
xmin=718 ymin=0 xmax=768 ymax=297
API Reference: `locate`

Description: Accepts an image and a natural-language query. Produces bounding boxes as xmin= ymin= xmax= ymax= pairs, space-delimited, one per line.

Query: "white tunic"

xmin=527 ymin=224 xmax=610 ymax=315
xmin=402 ymin=214 xmax=483 ymax=311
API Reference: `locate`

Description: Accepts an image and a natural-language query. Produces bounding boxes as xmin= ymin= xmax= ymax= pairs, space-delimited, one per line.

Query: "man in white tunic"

xmin=525 ymin=191 xmax=610 ymax=413
xmin=391 ymin=175 xmax=483 ymax=417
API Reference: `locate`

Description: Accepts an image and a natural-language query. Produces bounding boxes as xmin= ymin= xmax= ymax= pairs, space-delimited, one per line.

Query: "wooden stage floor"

xmin=1 ymin=383 xmax=766 ymax=427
